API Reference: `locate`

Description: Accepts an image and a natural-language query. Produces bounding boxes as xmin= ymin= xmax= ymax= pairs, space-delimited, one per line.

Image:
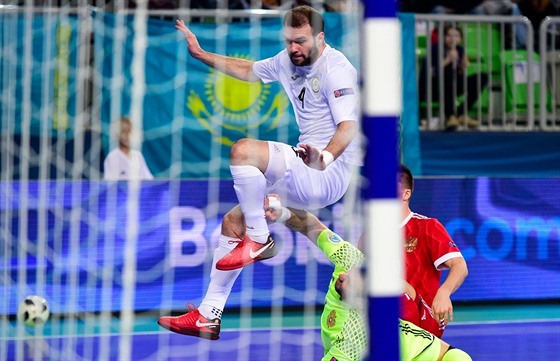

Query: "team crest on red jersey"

xmin=404 ymin=237 xmax=418 ymax=252
xmin=327 ymin=310 xmax=337 ymax=328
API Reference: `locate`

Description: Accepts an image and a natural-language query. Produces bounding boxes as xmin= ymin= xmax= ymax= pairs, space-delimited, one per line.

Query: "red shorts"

xmin=400 ymin=293 xmax=445 ymax=338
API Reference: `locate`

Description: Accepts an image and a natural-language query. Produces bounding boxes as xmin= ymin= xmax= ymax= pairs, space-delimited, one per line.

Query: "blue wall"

xmin=420 ymin=132 xmax=560 ymax=177
xmin=1 ymin=178 xmax=558 ymax=314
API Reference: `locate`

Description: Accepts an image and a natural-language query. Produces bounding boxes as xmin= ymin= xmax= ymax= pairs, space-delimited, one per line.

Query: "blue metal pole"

xmin=362 ymin=1 xmax=402 ymax=360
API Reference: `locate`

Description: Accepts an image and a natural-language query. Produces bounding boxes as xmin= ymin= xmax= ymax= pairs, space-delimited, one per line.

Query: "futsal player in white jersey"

xmin=104 ymin=116 xmax=154 ymax=181
xmin=158 ymin=6 xmax=361 ymax=338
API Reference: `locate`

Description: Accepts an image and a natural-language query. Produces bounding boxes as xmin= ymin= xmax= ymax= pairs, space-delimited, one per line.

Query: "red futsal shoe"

xmin=157 ymin=303 xmax=221 ymax=340
xmin=216 ymin=234 xmax=277 ymax=271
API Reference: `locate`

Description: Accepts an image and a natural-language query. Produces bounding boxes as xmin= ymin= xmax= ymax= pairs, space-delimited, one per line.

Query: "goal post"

xmin=362 ymin=0 xmax=403 ymax=360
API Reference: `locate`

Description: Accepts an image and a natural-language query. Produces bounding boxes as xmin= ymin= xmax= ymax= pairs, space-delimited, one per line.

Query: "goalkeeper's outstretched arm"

xmin=264 ymin=195 xmax=326 ymax=243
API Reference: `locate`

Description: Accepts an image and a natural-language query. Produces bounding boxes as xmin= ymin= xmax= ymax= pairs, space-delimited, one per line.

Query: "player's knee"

xmin=230 ymin=138 xmax=252 ymax=162
xmin=441 ymin=347 xmax=472 ymax=361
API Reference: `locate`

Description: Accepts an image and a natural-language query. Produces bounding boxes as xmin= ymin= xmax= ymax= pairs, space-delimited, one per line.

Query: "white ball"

xmin=17 ymin=295 xmax=50 ymax=327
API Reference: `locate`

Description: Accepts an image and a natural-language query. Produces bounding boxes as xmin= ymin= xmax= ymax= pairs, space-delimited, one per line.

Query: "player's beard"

xmin=290 ymin=42 xmax=319 ymax=67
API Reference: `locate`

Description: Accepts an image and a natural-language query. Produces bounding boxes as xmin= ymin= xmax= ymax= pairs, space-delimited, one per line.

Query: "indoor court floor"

xmin=3 ymin=303 xmax=559 ymax=360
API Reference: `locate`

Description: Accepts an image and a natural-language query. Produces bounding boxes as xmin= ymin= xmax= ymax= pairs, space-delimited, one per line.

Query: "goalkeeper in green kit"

xmin=265 ymin=196 xmax=472 ymax=361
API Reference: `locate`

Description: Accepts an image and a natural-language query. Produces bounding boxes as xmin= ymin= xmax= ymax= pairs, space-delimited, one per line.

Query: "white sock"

xmin=199 ymin=235 xmax=243 ymax=320
xmin=230 ymin=165 xmax=269 ymax=244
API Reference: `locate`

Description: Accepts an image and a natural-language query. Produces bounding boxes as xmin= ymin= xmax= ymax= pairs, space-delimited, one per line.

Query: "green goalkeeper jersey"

xmin=317 ymin=229 xmax=366 ymax=361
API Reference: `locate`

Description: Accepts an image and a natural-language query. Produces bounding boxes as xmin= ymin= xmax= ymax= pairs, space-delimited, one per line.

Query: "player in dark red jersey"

xmin=399 ymin=164 xmax=468 ymax=338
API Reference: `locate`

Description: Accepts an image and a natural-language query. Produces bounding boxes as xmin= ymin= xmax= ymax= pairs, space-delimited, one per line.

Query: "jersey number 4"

xmin=298 ymin=87 xmax=306 ymax=109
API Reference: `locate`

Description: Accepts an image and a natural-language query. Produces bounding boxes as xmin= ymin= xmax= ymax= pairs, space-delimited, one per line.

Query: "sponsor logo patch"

xmin=333 ymin=88 xmax=354 ymax=98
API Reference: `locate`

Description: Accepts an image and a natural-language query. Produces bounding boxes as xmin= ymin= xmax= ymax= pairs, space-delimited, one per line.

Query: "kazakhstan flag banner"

xmin=94 ymin=12 xmax=348 ymax=179
xmin=0 ymin=13 xmax=79 ymax=136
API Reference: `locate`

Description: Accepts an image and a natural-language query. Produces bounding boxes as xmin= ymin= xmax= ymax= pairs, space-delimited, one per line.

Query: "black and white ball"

xmin=17 ymin=295 xmax=50 ymax=327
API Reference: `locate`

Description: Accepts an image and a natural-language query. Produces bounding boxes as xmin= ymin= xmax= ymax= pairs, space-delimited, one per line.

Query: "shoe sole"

xmin=216 ymin=240 xmax=278 ymax=271
xmin=157 ymin=320 xmax=220 ymax=340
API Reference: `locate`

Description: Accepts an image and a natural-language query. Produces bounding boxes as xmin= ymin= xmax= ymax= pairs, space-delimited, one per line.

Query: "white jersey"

xmin=253 ymin=45 xmax=361 ymax=165
xmin=103 ymin=148 xmax=154 ymax=180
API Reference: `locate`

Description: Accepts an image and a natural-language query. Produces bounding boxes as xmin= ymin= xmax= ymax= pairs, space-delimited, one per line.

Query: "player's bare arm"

xmin=175 ymin=20 xmax=260 ymax=82
xmin=285 ymin=208 xmax=325 ymax=242
xmin=432 ymin=257 xmax=468 ymax=325
xmin=324 ymin=120 xmax=358 ymax=158
xmin=296 ymin=120 xmax=358 ymax=170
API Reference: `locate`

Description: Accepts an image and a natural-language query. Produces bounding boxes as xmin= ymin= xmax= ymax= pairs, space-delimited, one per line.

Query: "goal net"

xmin=0 ymin=2 xmax=366 ymax=360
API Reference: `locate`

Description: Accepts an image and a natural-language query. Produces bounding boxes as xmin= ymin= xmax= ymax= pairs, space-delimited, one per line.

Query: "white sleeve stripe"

xmin=435 ymin=252 xmax=463 ymax=270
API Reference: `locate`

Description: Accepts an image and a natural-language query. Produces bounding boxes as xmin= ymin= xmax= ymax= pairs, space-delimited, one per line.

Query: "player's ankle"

xmin=199 ymin=304 xmax=222 ymax=320
xmin=245 ymin=231 xmax=270 ymax=244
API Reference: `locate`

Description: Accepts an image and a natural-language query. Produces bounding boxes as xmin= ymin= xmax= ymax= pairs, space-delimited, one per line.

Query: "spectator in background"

xmin=235 ymin=0 xmax=346 ymax=12
xmin=400 ymin=0 xmax=516 ymax=14
xmin=104 ymin=0 xmax=177 ymax=11
xmin=103 ymin=116 xmax=154 ymax=181
xmin=513 ymin=0 xmax=560 ymax=51
xmin=430 ymin=0 xmax=485 ymax=14
xmin=470 ymin=0 xmax=516 ymax=15
xmin=400 ymin=0 xmax=484 ymax=13
xmin=419 ymin=23 xmax=489 ymax=130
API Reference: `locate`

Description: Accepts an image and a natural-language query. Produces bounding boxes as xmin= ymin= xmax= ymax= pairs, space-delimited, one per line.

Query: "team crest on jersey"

xmin=404 ymin=237 xmax=418 ymax=252
xmin=187 ymin=54 xmax=289 ymax=145
xmin=327 ymin=310 xmax=337 ymax=328
xmin=333 ymin=88 xmax=354 ymax=98
xmin=328 ymin=232 xmax=342 ymax=243
xmin=311 ymin=77 xmax=320 ymax=93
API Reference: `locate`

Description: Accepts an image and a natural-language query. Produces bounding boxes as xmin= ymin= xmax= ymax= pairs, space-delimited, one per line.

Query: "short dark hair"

xmin=283 ymin=5 xmax=324 ymax=36
xmin=443 ymin=23 xmax=463 ymax=39
xmin=120 ymin=116 xmax=131 ymax=126
xmin=399 ymin=164 xmax=414 ymax=192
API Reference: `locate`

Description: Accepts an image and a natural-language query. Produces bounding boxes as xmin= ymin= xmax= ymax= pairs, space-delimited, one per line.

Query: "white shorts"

xmin=264 ymin=141 xmax=354 ymax=210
